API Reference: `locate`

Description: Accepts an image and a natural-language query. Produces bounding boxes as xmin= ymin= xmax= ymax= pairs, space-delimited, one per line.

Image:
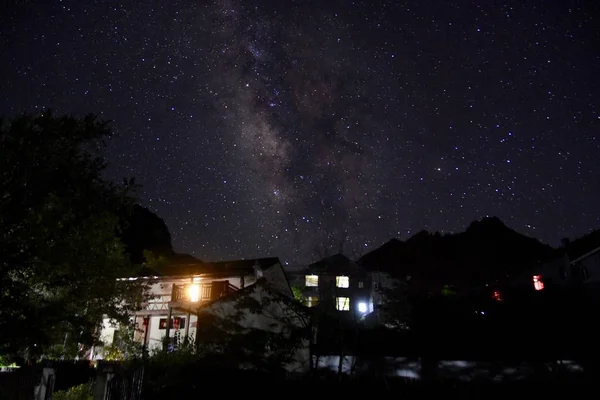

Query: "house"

xmin=99 ymin=257 xmax=292 ymax=354
xmin=190 ymin=278 xmax=311 ymax=372
xmin=286 ymin=254 xmax=374 ymax=320
xmin=508 ymin=233 xmax=600 ymax=293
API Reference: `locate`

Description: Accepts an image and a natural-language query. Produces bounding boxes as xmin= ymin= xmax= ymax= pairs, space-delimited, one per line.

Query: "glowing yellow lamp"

xmin=188 ymin=284 xmax=200 ymax=302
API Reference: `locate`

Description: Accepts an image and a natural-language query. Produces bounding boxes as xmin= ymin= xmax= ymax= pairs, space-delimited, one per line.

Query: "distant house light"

xmin=305 ymin=275 xmax=318 ymax=287
xmin=533 ymin=275 xmax=544 ymax=291
xmin=307 ymin=296 xmax=318 ymax=307
xmin=357 ymin=302 xmax=368 ymax=313
xmin=336 ymin=276 xmax=349 ymax=288
xmin=336 ymin=297 xmax=350 ymax=311
xmin=492 ymin=290 xmax=503 ymax=301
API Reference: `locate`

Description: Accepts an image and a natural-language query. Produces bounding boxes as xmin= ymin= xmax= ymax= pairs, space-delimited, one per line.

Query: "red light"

xmin=533 ymin=275 xmax=544 ymax=291
xmin=492 ymin=290 xmax=503 ymax=301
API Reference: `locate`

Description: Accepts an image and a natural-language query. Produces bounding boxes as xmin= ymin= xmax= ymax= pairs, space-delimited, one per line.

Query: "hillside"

xmin=358 ymin=217 xmax=555 ymax=288
xmin=119 ymin=204 xmax=200 ymax=267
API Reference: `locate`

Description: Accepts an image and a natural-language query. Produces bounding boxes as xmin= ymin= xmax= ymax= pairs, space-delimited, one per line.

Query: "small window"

xmin=533 ymin=275 xmax=544 ymax=291
xmin=307 ymin=296 xmax=319 ymax=307
xmin=336 ymin=276 xmax=349 ymax=288
xmin=358 ymin=281 xmax=364 ymax=288
xmin=305 ymin=275 xmax=319 ymax=287
xmin=373 ymin=282 xmax=379 ymax=290
xmin=336 ymin=297 xmax=350 ymax=311
xmin=159 ymin=317 xmax=186 ymax=330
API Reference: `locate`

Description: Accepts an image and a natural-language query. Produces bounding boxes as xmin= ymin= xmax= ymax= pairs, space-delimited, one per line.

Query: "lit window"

xmin=336 ymin=297 xmax=350 ymax=311
xmin=358 ymin=281 xmax=364 ymax=288
xmin=305 ymin=275 xmax=318 ymax=287
xmin=336 ymin=276 xmax=349 ymax=288
xmin=533 ymin=275 xmax=544 ymax=291
xmin=357 ymin=302 xmax=368 ymax=313
xmin=307 ymin=296 xmax=319 ymax=307
xmin=492 ymin=290 xmax=503 ymax=302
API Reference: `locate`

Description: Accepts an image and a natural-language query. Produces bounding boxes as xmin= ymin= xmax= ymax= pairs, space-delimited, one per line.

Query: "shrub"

xmin=52 ymin=382 xmax=94 ymax=400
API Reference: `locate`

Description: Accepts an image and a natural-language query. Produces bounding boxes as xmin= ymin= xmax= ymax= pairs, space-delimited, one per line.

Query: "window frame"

xmin=305 ymin=274 xmax=319 ymax=287
xmin=335 ymin=296 xmax=350 ymax=311
xmin=336 ymin=275 xmax=350 ymax=288
xmin=159 ymin=317 xmax=186 ymax=330
xmin=307 ymin=296 xmax=319 ymax=307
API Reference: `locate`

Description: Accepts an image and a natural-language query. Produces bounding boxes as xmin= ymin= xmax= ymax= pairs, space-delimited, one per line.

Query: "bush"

xmin=52 ymin=382 xmax=94 ymax=400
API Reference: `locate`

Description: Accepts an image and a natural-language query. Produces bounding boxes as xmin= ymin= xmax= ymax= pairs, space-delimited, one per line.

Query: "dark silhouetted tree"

xmin=0 ymin=111 xmax=149 ymax=360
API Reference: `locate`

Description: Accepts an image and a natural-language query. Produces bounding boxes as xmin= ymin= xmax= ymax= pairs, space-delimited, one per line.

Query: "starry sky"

xmin=2 ymin=0 xmax=599 ymax=265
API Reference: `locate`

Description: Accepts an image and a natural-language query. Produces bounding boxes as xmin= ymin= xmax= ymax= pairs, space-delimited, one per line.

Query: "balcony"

xmin=140 ymin=280 xmax=239 ymax=315
xmin=171 ymin=280 xmax=238 ymax=305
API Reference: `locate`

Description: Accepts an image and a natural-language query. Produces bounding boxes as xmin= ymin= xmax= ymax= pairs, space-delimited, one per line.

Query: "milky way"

xmin=1 ymin=0 xmax=599 ymax=264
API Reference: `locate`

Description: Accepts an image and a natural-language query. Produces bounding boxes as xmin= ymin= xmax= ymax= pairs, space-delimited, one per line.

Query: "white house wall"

xmin=145 ymin=314 xmax=198 ymax=352
xmin=98 ymin=274 xmax=254 ymax=352
xmin=99 ymin=318 xmax=117 ymax=346
xmin=261 ymin=263 xmax=293 ymax=296
xmin=204 ymin=287 xmax=305 ymax=332
xmin=200 ymin=285 xmax=311 ymax=372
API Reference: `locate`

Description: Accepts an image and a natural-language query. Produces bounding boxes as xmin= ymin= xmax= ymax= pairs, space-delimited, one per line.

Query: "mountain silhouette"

xmin=358 ymin=216 xmax=554 ymax=289
xmin=119 ymin=204 xmax=200 ymax=265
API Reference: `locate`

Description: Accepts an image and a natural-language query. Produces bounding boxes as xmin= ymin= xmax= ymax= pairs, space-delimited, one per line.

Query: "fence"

xmin=0 ymin=356 xmax=594 ymax=399
xmin=0 ymin=366 xmax=39 ymax=400
xmin=102 ymin=362 xmax=144 ymax=400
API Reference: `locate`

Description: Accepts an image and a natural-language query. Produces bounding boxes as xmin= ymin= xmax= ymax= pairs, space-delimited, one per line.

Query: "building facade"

xmin=509 ymin=237 xmax=600 ymax=294
xmin=99 ymin=257 xmax=292 ymax=355
xmin=287 ymin=254 xmax=374 ymax=320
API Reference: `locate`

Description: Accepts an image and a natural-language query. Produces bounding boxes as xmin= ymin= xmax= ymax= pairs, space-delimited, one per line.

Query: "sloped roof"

xmin=156 ymin=257 xmax=282 ymax=277
xmin=565 ymin=229 xmax=600 ymax=261
xmin=357 ymin=238 xmax=404 ymax=271
xmin=177 ymin=278 xmax=308 ymax=316
xmin=306 ymin=253 xmax=365 ymax=275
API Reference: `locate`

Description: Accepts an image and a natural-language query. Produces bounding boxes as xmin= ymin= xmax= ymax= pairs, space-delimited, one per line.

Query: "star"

xmin=0 ymin=0 xmax=598 ymax=263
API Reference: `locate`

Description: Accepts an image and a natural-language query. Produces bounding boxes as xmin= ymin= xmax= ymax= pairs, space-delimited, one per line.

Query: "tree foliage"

xmin=193 ymin=283 xmax=311 ymax=372
xmin=0 ymin=111 xmax=148 ymax=360
xmin=102 ymin=321 xmax=146 ymax=361
xmin=378 ymin=279 xmax=412 ymax=330
xmin=52 ymin=382 xmax=94 ymax=400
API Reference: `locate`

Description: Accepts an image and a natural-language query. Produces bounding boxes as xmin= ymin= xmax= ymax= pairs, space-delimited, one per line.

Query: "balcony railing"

xmin=171 ymin=280 xmax=238 ymax=303
xmin=145 ymin=295 xmax=171 ymax=311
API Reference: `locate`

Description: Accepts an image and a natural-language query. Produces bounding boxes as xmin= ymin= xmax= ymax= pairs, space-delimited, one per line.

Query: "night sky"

xmin=2 ymin=0 xmax=599 ymax=265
